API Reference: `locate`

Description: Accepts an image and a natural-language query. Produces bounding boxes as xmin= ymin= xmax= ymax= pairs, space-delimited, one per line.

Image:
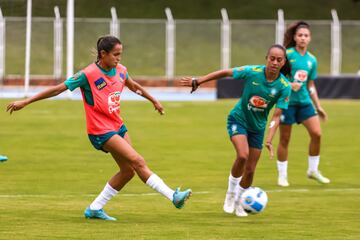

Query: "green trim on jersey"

xmin=286 ymin=47 xmax=317 ymax=106
xmin=230 ymin=65 xmax=291 ymax=132
xmin=64 ymin=63 xmax=129 ymax=106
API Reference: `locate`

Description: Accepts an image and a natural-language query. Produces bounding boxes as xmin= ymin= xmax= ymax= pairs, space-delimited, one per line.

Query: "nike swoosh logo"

xmin=252 ymin=81 xmax=260 ymax=86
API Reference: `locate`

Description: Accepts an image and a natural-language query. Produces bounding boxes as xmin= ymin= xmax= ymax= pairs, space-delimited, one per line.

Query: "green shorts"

xmin=280 ymin=104 xmax=317 ymax=125
xmin=88 ymin=124 xmax=128 ymax=152
xmin=227 ymin=115 xmax=264 ymax=149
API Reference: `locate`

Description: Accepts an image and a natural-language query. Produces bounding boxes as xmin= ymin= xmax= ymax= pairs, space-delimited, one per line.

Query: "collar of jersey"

xmin=262 ymin=66 xmax=282 ymax=86
xmin=293 ymin=47 xmax=308 ymax=57
xmin=95 ymin=63 xmax=116 ymax=77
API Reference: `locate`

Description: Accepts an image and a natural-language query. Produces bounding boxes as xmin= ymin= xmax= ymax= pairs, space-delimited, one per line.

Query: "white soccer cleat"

xmin=223 ymin=192 xmax=236 ymax=214
xmin=234 ymin=201 xmax=248 ymax=217
xmin=307 ymin=171 xmax=330 ymax=184
xmin=277 ymin=176 xmax=290 ymax=187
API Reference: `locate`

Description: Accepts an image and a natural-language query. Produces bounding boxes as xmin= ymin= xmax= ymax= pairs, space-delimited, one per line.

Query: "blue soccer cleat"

xmin=84 ymin=207 xmax=117 ymax=221
xmin=172 ymin=187 xmax=192 ymax=209
xmin=0 ymin=155 xmax=8 ymax=162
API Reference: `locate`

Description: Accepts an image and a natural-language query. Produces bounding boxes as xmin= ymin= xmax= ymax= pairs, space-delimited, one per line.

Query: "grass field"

xmin=0 ymin=99 xmax=359 ymax=239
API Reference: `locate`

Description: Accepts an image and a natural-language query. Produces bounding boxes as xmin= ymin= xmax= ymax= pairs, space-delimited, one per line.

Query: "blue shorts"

xmin=88 ymin=124 xmax=128 ymax=152
xmin=280 ymin=104 xmax=317 ymax=125
xmin=227 ymin=115 xmax=264 ymax=149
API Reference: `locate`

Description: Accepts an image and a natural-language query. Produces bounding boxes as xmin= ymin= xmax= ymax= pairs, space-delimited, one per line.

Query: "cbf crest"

xmin=119 ymin=73 xmax=125 ymax=83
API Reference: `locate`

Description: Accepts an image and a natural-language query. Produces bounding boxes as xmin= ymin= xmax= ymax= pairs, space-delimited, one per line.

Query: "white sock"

xmin=277 ymin=160 xmax=288 ymax=178
xmin=308 ymin=155 xmax=320 ymax=173
xmin=227 ymin=174 xmax=242 ymax=194
xmin=235 ymin=185 xmax=247 ymax=203
xmin=89 ymin=182 xmax=119 ymax=211
xmin=146 ymin=174 xmax=175 ymax=201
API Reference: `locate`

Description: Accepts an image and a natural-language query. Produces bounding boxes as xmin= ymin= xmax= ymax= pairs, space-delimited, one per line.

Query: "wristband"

xmin=309 ymin=87 xmax=315 ymax=95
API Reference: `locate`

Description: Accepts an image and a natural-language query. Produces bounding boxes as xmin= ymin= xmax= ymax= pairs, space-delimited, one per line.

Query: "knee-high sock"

xmin=89 ymin=182 xmax=118 ymax=210
xmin=146 ymin=174 xmax=175 ymax=201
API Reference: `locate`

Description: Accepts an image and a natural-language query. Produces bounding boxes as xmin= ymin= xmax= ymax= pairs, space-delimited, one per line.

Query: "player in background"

xmin=7 ymin=35 xmax=191 ymax=221
xmin=276 ymin=21 xmax=330 ymax=187
xmin=181 ymin=44 xmax=291 ymax=217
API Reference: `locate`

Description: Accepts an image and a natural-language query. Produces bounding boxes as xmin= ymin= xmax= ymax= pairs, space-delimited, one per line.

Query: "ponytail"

xmin=280 ymin=56 xmax=291 ymax=77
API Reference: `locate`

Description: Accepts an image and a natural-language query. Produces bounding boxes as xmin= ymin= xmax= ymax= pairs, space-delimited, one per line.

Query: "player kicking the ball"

xmin=7 ymin=36 xmax=191 ymax=221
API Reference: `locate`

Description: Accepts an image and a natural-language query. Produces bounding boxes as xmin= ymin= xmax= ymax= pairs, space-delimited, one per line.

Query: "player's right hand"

xmin=153 ymin=100 xmax=165 ymax=115
xmin=316 ymin=106 xmax=328 ymax=122
xmin=265 ymin=141 xmax=274 ymax=160
xmin=180 ymin=77 xmax=199 ymax=93
xmin=6 ymin=100 xmax=27 ymax=114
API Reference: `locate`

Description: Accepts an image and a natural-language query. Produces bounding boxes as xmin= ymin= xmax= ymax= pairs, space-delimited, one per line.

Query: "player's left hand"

xmin=316 ymin=106 xmax=327 ymax=122
xmin=153 ymin=100 xmax=165 ymax=115
xmin=265 ymin=141 xmax=274 ymax=160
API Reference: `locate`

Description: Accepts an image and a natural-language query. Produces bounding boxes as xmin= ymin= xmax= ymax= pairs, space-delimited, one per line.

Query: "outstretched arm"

xmin=125 ymin=76 xmax=164 ymax=115
xmin=180 ymin=69 xmax=233 ymax=93
xmin=7 ymin=83 xmax=68 ymax=114
xmin=308 ymin=80 xmax=327 ymax=121
xmin=265 ymin=108 xmax=283 ymax=159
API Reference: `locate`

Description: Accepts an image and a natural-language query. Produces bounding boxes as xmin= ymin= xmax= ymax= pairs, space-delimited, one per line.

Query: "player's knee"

xmin=236 ymin=153 xmax=248 ymax=163
xmin=310 ymin=130 xmax=321 ymax=140
xmin=131 ymin=155 xmax=146 ymax=171
xmin=279 ymin=135 xmax=291 ymax=146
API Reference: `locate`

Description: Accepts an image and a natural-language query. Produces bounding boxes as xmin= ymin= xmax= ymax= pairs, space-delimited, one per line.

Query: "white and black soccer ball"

xmin=240 ymin=187 xmax=268 ymax=214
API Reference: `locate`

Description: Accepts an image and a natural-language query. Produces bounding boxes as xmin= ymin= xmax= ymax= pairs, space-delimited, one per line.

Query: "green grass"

xmin=0 ymin=99 xmax=359 ymax=239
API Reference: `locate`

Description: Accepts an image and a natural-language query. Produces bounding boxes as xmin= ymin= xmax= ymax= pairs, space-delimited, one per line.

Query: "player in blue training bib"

xmin=276 ymin=21 xmax=330 ymax=187
xmin=181 ymin=44 xmax=291 ymax=217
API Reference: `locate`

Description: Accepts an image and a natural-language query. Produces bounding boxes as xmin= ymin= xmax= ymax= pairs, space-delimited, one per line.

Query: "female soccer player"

xmin=7 ymin=35 xmax=191 ymax=221
xmin=276 ymin=21 xmax=330 ymax=187
xmin=181 ymin=44 xmax=292 ymax=217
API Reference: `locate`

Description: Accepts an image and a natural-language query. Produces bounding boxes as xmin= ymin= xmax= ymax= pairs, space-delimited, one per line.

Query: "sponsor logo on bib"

xmin=94 ymin=77 xmax=107 ymax=90
xmin=108 ymin=91 xmax=121 ymax=114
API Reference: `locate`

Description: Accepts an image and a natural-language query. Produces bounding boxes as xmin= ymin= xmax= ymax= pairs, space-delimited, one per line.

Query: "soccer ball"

xmin=240 ymin=187 xmax=268 ymax=214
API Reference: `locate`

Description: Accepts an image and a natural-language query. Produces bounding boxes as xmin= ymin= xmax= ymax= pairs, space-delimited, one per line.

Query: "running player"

xmin=181 ymin=44 xmax=292 ymax=217
xmin=276 ymin=21 xmax=330 ymax=187
xmin=7 ymin=35 xmax=191 ymax=221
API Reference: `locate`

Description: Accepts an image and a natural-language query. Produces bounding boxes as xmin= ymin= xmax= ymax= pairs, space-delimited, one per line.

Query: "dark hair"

xmin=267 ymin=44 xmax=291 ymax=76
xmin=283 ymin=21 xmax=310 ymax=48
xmin=96 ymin=35 xmax=122 ymax=62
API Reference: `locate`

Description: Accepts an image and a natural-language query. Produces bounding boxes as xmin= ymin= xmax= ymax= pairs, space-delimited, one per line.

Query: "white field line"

xmin=0 ymin=188 xmax=358 ymax=199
